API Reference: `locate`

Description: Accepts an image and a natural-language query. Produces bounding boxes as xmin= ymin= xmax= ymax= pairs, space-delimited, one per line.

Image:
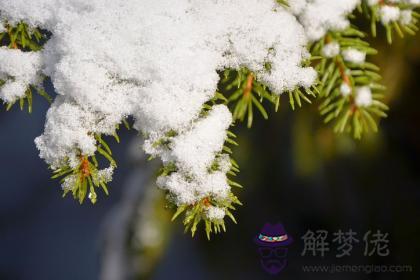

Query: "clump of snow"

xmin=157 ymin=170 xmax=230 ymax=206
xmin=380 ymin=6 xmax=401 ymax=25
xmin=0 ymin=80 xmax=27 ymax=103
xmin=400 ymin=10 xmax=413 ymax=25
xmin=206 ymin=206 xmax=226 ymax=220
xmin=215 ymin=154 xmax=232 ymax=174
xmin=170 ymin=105 xmax=232 ymax=179
xmin=0 ymin=47 xmax=42 ymax=102
xmin=288 ymin=0 xmax=308 ymax=15
xmin=322 ymin=42 xmax=340 ymax=57
xmin=97 ymin=166 xmax=114 ymax=183
xmin=34 ymin=97 xmax=98 ymax=169
xmin=61 ymin=174 xmax=78 ymax=192
xmin=156 ymin=106 xmax=232 ymax=205
xmin=342 ymin=48 xmax=366 ymax=64
xmin=340 ymin=83 xmax=352 ymax=96
xmin=355 ymin=86 xmax=373 ymax=107
xmin=289 ymin=0 xmax=360 ymax=41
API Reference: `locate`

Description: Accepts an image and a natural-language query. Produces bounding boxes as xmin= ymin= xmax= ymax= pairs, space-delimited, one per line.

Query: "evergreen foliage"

xmin=0 ymin=0 xmax=419 ymax=238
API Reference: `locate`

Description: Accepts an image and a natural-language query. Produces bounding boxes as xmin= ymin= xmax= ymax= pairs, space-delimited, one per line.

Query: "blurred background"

xmin=0 ymin=27 xmax=419 ymax=280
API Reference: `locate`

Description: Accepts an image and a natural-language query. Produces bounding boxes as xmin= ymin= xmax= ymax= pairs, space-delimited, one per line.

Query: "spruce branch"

xmin=0 ymin=21 xmax=50 ymax=111
xmin=51 ymin=133 xmax=118 ymax=204
xmin=311 ymin=28 xmax=388 ymax=139
xmin=52 ymin=154 xmax=114 ymax=205
xmin=0 ymin=21 xmax=45 ymax=51
xmin=152 ymin=102 xmax=242 ymax=239
xmin=169 ymin=133 xmax=242 ymax=240
xmin=218 ymin=67 xmax=316 ymax=128
xmin=2 ymin=1 xmax=416 ymax=240
xmin=359 ymin=0 xmax=420 ymax=43
xmin=219 ymin=68 xmax=275 ymax=128
xmin=2 ymin=82 xmax=52 ymax=113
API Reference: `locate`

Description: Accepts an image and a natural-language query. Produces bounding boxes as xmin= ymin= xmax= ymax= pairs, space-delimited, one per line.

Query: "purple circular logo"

xmin=254 ymin=223 xmax=293 ymax=275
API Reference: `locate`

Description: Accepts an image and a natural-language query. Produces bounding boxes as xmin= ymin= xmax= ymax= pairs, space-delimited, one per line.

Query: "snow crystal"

xmin=400 ymin=10 xmax=413 ymax=25
xmin=380 ymin=6 xmax=401 ymax=25
xmin=355 ymin=86 xmax=373 ymax=107
xmin=97 ymin=166 xmax=114 ymax=183
xmin=61 ymin=174 xmax=78 ymax=191
xmin=206 ymin=206 xmax=226 ymax=220
xmin=340 ymin=83 xmax=352 ymax=97
xmin=322 ymin=42 xmax=340 ymax=58
xmin=342 ymin=48 xmax=366 ymax=64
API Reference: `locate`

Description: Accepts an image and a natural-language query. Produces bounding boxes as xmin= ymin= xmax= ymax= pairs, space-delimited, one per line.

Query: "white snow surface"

xmin=355 ymin=86 xmax=373 ymax=107
xmin=342 ymin=48 xmax=366 ymax=64
xmin=380 ymin=6 xmax=401 ymax=25
xmin=322 ymin=42 xmax=340 ymax=58
xmin=289 ymin=0 xmax=360 ymax=41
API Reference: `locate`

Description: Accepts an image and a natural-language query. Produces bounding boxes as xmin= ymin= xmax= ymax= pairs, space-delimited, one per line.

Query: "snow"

xmin=380 ymin=6 xmax=401 ymax=25
xmin=289 ymin=0 xmax=360 ymax=41
xmin=171 ymin=105 xmax=231 ymax=178
xmin=97 ymin=166 xmax=114 ymax=183
xmin=156 ymin=106 xmax=233 ymax=205
xmin=288 ymin=0 xmax=307 ymax=15
xmin=206 ymin=206 xmax=226 ymax=220
xmin=342 ymin=48 xmax=366 ymax=64
xmin=61 ymin=174 xmax=78 ymax=192
xmin=340 ymin=83 xmax=352 ymax=97
xmin=0 ymin=0 xmax=369 ymax=206
xmin=0 ymin=47 xmax=42 ymax=102
xmin=355 ymin=86 xmax=373 ymax=107
xmin=400 ymin=10 xmax=413 ymax=25
xmin=34 ymin=97 xmax=98 ymax=169
xmin=0 ymin=80 xmax=28 ymax=103
xmin=322 ymin=42 xmax=340 ymax=58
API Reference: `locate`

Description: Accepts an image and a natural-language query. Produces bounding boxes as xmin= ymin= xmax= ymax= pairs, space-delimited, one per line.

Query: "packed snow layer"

xmin=289 ymin=0 xmax=360 ymax=41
